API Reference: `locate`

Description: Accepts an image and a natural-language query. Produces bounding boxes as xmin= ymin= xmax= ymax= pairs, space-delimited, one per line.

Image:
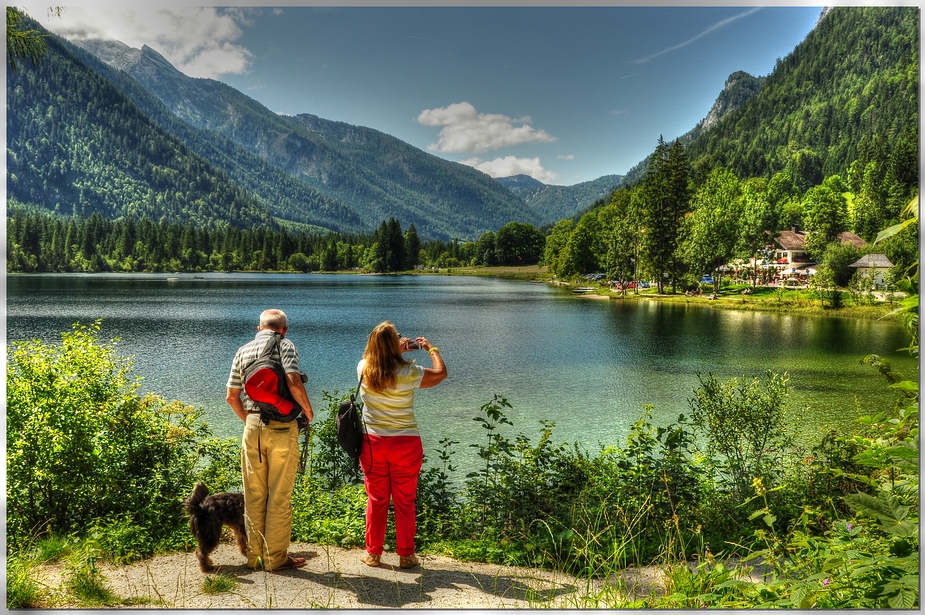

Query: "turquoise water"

xmin=6 ymin=272 xmax=917 ymax=472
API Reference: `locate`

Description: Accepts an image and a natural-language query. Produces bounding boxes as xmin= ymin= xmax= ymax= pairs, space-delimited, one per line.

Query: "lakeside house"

xmin=849 ymin=253 xmax=893 ymax=289
xmin=771 ymin=226 xmax=866 ymax=280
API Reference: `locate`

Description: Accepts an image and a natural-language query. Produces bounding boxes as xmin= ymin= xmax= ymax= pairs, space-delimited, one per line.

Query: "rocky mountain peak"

xmin=699 ymin=70 xmax=766 ymax=131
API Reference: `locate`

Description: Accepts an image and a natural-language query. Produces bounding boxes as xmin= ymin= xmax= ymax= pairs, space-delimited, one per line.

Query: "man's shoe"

xmin=361 ymin=553 xmax=381 ymax=567
xmin=399 ymin=555 xmax=419 ymax=569
xmin=275 ymin=556 xmax=307 ymax=570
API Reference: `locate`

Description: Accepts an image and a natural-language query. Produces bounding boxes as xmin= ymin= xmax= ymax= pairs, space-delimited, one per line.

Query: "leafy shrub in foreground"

xmin=571 ymin=408 xmax=708 ymax=569
xmin=290 ymin=482 xmax=367 ymax=548
xmin=462 ymin=396 xmax=591 ymax=540
xmin=6 ymin=321 xmax=208 ymax=549
xmin=688 ymin=370 xmax=797 ymax=502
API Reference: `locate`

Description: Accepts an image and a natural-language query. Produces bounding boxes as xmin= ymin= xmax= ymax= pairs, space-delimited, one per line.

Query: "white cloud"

xmin=34 ymin=6 xmax=254 ymax=79
xmin=417 ymin=102 xmax=556 ymax=154
xmin=461 ymin=156 xmax=557 ymax=183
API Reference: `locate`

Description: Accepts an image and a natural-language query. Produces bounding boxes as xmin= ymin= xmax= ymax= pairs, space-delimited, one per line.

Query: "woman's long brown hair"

xmin=362 ymin=321 xmax=411 ymax=392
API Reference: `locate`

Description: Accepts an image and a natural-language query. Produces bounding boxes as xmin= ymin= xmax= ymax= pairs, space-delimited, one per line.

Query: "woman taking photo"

xmin=356 ymin=321 xmax=447 ymax=569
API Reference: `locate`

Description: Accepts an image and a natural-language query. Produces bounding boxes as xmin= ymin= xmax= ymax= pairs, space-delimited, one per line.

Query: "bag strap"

xmin=352 ymin=372 xmax=364 ymax=401
xmin=245 ymin=331 xmax=282 ymax=373
xmin=353 ymin=371 xmax=368 ymax=476
xmin=261 ymin=331 xmax=283 ymax=363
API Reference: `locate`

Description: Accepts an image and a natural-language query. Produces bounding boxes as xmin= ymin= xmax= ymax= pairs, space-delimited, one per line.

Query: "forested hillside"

xmin=621 ymin=71 xmax=767 ymax=188
xmin=6 ymin=27 xmax=273 ymax=231
xmin=64 ymin=42 xmax=370 ymax=235
xmin=685 ymin=7 xmax=918 ymax=190
xmin=543 ymin=6 xmax=918 ymax=292
xmin=289 ymin=112 xmax=540 ymax=238
xmin=496 ymin=174 xmax=624 ymax=224
xmin=72 ymin=39 xmax=539 ymax=240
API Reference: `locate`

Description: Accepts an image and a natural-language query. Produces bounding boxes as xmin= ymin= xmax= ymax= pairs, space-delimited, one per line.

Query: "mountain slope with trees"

xmin=620 ymin=71 xmax=768 ymax=188
xmin=6 ymin=24 xmax=273 ymax=231
xmin=684 ymin=7 xmax=918 ymax=197
xmin=496 ymin=174 xmax=624 ymax=224
xmin=544 ymin=6 xmax=918 ymax=294
xmin=63 ymin=43 xmax=369 ymax=235
xmin=72 ymin=39 xmax=539 ymax=241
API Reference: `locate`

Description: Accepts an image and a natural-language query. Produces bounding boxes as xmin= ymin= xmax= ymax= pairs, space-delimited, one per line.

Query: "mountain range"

xmin=8 ymin=7 xmax=916 ymax=242
xmin=8 ymin=23 xmax=629 ymax=241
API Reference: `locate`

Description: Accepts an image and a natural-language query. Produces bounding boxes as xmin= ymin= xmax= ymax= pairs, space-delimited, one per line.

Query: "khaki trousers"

xmin=241 ymin=413 xmax=300 ymax=570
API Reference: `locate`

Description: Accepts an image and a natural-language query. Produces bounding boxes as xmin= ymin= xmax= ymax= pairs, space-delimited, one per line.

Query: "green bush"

xmin=290 ymin=483 xmax=367 ymax=547
xmin=6 ymin=320 xmax=209 ymax=549
xmin=571 ymin=408 xmax=708 ymax=568
xmin=304 ymin=390 xmax=366 ymax=491
xmin=688 ymin=370 xmax=798 ymax=502
xmin=195 ymin=436 xmax=243 ymax=493
xmin=416 ymin=436 xmax=463 ymax=542
xmin=463 ymin=398 xmax=590 ymax=536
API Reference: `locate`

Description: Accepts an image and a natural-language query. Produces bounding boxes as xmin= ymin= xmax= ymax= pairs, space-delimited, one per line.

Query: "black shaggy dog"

xmin=184 ymin=482 xmax=247 ymax=572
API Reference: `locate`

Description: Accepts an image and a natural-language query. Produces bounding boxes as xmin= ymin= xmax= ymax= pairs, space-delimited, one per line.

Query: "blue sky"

xmin=31 ymin=4 xmax=826 ymax=186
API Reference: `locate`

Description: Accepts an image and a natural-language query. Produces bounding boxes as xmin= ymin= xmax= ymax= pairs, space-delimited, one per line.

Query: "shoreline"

xmin=8 ymin=268 xmax=900 ymax=321
xmin=545 ymin=278 xmax=899 ymax=321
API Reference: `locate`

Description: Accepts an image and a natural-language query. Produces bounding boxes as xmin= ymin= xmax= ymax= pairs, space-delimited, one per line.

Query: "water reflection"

xmin=6 ymin=273 xmax=917 ymax=473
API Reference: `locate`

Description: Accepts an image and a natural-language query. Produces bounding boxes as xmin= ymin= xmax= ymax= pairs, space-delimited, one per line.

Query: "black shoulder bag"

xmin=336 ymin=374 xmax=367 ymax=472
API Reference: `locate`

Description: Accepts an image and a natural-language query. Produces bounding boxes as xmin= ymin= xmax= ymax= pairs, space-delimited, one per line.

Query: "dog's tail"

xmin=184 ymin=482 xmax=210 ymax=515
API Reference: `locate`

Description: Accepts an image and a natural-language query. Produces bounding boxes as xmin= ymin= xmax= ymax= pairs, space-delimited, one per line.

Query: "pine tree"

xmin=639 ymin=137 xmax=692 ymax=293
xmin=404 ymin=223 xmax=422 ymax=269
xmin=6 ymin=7 xmax=49 ymax=73
xmin=373 ymin=218 xmax=407 ymax=272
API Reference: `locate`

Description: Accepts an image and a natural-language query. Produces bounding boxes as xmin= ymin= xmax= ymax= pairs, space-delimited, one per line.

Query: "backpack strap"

xmin=354 ymin=372 xmax=369 ymax=476
xmin=353 ymin=372 xmax=364 ymax=402
xmin=256 ymin=331 xmax=282 ymax=364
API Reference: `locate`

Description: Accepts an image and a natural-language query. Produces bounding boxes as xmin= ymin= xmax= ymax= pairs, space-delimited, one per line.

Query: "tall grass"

xmin=6 ymin=554 xmax=45 ymax=609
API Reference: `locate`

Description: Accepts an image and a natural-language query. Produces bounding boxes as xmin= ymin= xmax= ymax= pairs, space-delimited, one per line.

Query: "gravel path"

xmin=34 ymin=541 xmax=668 ymax=609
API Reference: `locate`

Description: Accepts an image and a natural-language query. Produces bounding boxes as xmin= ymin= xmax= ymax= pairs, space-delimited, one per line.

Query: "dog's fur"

xmin=184 ymin=482 xmax=247 ymax=572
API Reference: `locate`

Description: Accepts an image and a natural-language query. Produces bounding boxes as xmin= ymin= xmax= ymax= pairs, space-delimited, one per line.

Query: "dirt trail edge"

xmin=35 ymin=541 xmax=668 ymax=609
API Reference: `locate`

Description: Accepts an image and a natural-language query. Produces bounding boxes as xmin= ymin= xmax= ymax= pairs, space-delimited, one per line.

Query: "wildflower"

xmin=846 ymin=522 xmax=853 ymax=531
xmin=822 ymin=578 xmax=830 ymax=587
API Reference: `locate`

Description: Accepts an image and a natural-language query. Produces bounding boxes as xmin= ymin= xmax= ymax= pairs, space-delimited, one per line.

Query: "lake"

xmin=6 ymin=273 xmax=917 ymax=473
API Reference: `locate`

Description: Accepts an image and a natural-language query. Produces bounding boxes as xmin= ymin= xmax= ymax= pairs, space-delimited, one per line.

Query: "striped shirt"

xmin=357 ymin=359 xmax=425 ymax=437
xmin=228 ymin=330 xmax=301 ymax=413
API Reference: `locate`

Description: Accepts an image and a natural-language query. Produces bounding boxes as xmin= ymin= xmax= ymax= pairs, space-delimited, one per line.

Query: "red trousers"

xmin=360 ymin=434 xmax=423 ymax=557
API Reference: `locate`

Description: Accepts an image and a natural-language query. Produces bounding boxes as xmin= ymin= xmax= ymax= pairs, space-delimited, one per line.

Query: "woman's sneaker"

xmin=360 ymin=553 xmax=381 ymax=567
xmin=399 ymin=554 xmax=419 ymax=569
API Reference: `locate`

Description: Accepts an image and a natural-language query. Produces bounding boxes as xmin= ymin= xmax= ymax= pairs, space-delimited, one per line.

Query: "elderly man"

xmin=226 ymin=309 xmax=313 ymax=570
